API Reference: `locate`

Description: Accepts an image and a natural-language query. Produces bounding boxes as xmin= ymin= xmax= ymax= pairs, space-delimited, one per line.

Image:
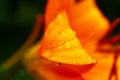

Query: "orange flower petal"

xmin=82 ymin=51 xmax=115 ymax=80
xmin=67 ymin=0 xmax=109 ymax=47
xmin=45 ymin=0 xmax=110 ymax=53
xmin=24 ymin=43 xmax=114 ymax=80
xmin=38 ymin=11 xmax=96 ymax=65
xmin=42 ymin=57 xmax=95 ymax=77
xmin=117 ymin=55 xmax=120 ymax=80
xmin=44 ymin=0 xmax=73 ymax=28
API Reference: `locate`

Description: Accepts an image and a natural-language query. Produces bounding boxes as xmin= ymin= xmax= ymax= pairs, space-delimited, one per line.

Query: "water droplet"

xmin=65 ymin=41 xmax=71 ymax=48
xmin=57 ymin=15 xmax=62 ymax=19
xmin=66 ymin=52 xmax=70 ymax=55
xmin=87 ymin=56 xmax=92 ymax=60
xmin=72 ymin=60 xmax=76 ymax=64
xmin=62 ymin=32 xmax=65 ymax=36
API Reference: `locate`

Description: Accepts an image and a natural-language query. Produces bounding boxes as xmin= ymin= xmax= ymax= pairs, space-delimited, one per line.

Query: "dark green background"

xmin=0 ymin=0 xmax=46 ymax=79
xmin=0 ymin=0 xmax=120 ymax=80
xmin=0 ymin=0 xmax=46 ymax=62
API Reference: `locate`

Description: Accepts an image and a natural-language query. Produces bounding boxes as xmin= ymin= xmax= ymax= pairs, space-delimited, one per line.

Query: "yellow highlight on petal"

xmin=65 ymin=41 xmax=71 ymax=48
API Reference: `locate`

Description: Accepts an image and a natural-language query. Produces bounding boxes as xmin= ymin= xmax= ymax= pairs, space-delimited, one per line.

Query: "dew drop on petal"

xmin=65 ymin=41 xmax=71 ymax=48
xmin=72 ymin=60 xmax=76 ymax=64
xmin=57 ymin=14 xmax=62 ymax=19
xmin=62 ymin=32 xmax=66 ymax=36
xmin=66 ymin=52 xmax=70 ymax=55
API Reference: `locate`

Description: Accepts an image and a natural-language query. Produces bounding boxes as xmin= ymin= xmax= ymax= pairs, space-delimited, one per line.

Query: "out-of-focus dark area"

xmin=96 ymin=0 xmax=120 ymax=40
xmin=96 ymin=0 xmax=120 ymax=22
xmin=0 ymin=0 xmax=120 ymax=79
xmin=0 ymin=0 xmax=46 ymax=62
xmin=0 ymin=0 xmax=46 ymax=79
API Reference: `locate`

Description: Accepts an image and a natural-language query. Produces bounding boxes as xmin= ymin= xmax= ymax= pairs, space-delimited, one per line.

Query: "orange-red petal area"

xmin=82 ymin=51 xmax=115 ymax=80
xmin=23 ymin=43 xmax=115 ymax=80
xmin=38 ymin=11 xmax=96 ymax=65
xmin=117 ymin=54 xmax=120 ymax=80
xmin=44 ymin=0 xmax=110 ymax=53
xmin=39 ymin=57 xmax=95 ymax=78
xmin=66 ymin=0 xmax=109 ymax=53
xmin=44 ymin=0 xmax=73 ymax=28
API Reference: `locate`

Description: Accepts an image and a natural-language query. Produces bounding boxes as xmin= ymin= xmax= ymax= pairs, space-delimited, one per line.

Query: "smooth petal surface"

xmin=44 ymin=0 xmax=73 ymax=27
xmin=117 ymin=55 xmax=120 ymax=80
xmin=82 ymin=52 xmax=115 ymax=80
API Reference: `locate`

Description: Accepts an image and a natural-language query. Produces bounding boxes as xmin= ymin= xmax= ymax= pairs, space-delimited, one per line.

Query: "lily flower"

xmin=24 ymin=11 xmax=96 ymax=80
xmin=23 ymin=0 xmax=119 ymax=80
xmin=39 ymin=11 xmax=96 ymax=64
xmin=1 ymin=0 xmax=119 ymax=80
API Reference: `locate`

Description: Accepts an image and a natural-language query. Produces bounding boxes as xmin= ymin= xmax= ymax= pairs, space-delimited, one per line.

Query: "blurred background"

xmin=0 ymin=0 xmax=120 ymax=80
xmin=0 ymin=0 xmax=46 ymax=79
